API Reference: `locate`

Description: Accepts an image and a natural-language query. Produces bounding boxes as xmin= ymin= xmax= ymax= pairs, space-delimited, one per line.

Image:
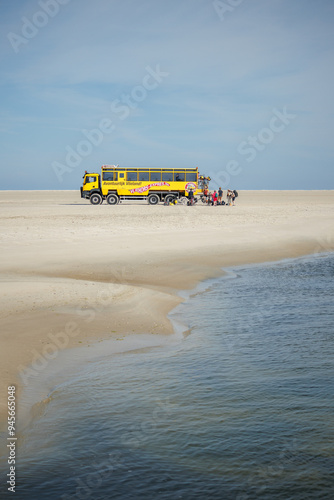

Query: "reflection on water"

xmin=5 ymin=254 xmax=334 ymax=499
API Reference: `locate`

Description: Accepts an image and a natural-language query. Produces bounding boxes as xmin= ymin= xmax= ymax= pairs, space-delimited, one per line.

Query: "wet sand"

xmin=0 ymin=190 xmax=333 ymax=427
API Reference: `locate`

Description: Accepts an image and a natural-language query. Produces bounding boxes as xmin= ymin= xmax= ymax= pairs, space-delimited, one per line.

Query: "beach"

xmin=0 ymin=190 xmax=333 ymax=428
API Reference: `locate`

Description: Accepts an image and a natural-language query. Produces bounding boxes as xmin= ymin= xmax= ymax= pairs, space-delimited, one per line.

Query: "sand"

xmin=0 ymin=190 xmax=333 ymax=428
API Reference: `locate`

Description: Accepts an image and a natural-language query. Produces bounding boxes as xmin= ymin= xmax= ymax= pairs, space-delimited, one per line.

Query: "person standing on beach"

xmin=218 ymin=187 xmax=223 ymax=205
xmin=227 ymin=190 xmax=232 ymax=205
xmin=212 ymin=190 xmax=218 ymax=206
xmin=203 ymin=187 xmax=209 ymax=204
xmin=188 ymin=188 xmax=194 ymax=205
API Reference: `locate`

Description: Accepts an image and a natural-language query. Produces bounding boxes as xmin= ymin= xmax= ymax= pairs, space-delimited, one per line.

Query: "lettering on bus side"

xmin=103 ymin=181 xmax=125 ymax=186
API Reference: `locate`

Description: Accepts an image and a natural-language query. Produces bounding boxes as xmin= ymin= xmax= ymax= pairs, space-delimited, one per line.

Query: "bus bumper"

xmin=81 ymin=188 xmax=90 ymax=199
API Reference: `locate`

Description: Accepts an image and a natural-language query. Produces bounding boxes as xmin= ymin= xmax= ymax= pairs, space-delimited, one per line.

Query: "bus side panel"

xmin=124 ymin=181 xmax=198 ymax=196
xmin=100 ymin=169 xmax=198 ymax=197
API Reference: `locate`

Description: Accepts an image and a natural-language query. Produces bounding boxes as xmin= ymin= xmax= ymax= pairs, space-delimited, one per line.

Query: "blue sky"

xmin=1 ymin=0 xmax=333 ymax=190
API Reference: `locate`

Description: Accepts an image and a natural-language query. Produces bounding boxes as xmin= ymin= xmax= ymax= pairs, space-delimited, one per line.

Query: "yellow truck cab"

xmin=81 ymin=165 xmax=210 ymax=205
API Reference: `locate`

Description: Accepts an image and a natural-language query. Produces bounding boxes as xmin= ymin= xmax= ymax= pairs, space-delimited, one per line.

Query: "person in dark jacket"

xmin=218 ymin=187 xmax=223 ymax=205
xmin=188 ymin=188 xmax=194 ymax=205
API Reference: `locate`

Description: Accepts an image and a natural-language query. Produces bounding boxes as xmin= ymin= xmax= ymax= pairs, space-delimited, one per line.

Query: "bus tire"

xmin=90 ymin=193 xmax=102 ymax=205
xmin=165 ymin=194 xmax=175 ymax=204
xmin=106 ymin=194 xmax=119 ymax=205
xmin=148 ymin=194 xmax=160 ymax=205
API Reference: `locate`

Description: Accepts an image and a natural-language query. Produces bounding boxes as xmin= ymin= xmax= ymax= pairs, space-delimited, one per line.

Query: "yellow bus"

xmin=81 ymin=165 xmax=210 ymax=205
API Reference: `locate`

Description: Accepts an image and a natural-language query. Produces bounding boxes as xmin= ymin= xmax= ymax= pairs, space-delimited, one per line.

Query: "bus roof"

xmin=101 ymin=165 xmax=198 ymax=170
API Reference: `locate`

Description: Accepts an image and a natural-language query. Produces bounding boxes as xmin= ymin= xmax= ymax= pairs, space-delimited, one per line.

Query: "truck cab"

xmin=81 ymin=172 xmax=102 ymax=204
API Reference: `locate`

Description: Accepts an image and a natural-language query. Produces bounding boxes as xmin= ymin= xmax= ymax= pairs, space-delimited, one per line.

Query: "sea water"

xmin=2 ymin=253 xmax=334 ymax=499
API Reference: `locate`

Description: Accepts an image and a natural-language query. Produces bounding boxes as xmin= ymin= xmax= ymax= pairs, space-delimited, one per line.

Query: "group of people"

xmin=202 ymin=188 xmax=238 ymax=206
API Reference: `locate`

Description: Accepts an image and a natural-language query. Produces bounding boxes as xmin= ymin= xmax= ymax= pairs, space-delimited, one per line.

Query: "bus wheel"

xmin=165 ymin=194 xmax=175 ymax=204
xmin=107 ymin=194 xmax=119 ymax=205
xmin=180 ymin=197 xmax=188 ymax=205
xmin=90 ymin=193 xmax=102 ymax=205
xmin=148 ymin=194 xmax=160 ymax=205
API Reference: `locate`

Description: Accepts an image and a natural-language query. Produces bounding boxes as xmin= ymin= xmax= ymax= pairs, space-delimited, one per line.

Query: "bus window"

xmin=150 ymin=171 xmax=161 ymax=181
xmin=127 ymin=171 xmax=138 ymax=181
xmin=185 ymin=172 xmax=197 ymax=182
xmin=162 ymin=172 xmax=173 ymax=182
xmin=174 ymin=172 xmax=185 ymax=181
xmin=139 ymin=171 xmax=149 ymax=181
xmin=102 ymin=171 xmax=114 ymax=181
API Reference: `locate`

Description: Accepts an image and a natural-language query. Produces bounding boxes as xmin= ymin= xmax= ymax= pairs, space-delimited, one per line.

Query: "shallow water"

xmin=2 ymin=253 xmax=334 ymax=499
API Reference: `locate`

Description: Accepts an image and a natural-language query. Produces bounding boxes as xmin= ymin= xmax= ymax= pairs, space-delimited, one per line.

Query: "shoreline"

xmin=0 ymin=190 xmax=333 ymax=430
xmin=13 ymin=250 xmax=334 ymax=438
xmin=17 ymin=330 xmax=186 ymax=436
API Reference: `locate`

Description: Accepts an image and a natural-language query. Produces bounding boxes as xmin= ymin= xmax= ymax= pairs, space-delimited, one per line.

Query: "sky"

xmin=0 ymin=0 xmax=334 ymax=190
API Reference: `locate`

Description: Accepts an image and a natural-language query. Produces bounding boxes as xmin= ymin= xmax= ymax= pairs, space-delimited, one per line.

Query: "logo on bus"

xmin=185 ymin=182 xmax=197 ymax=192
xmin=130 ymin=182 xmax=170 ymax=194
